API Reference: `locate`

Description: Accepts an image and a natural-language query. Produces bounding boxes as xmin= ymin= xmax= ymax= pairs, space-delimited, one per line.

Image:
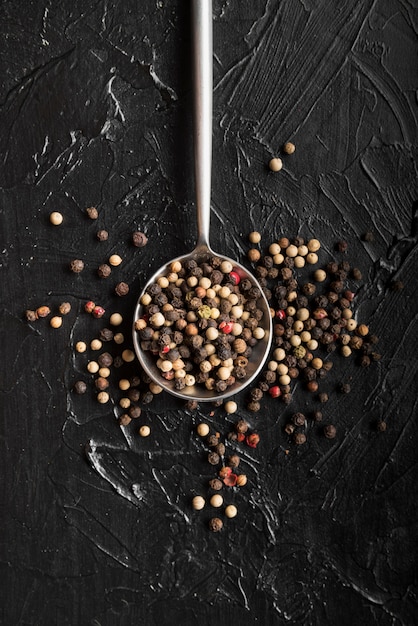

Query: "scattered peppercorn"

xmin=73 ymin=380 xmax=87 ymax=395
xmin=98 ymin=264 xmax=111 ymax=278
xmin=97 ymin=229 xmax=109 ymax=241
xmin=70 ymin=259 xmax=84 ymax=273
xmin=115 ymin=282 xmax=129 ymax=296
xmin=132 ymin=231 xmax=148 ymax=247
xmin=36 ymin=305 xmax=50 ymax=318
xmin=208 ymin=517 xmax=223 ymax=532
xmin=269 ymin=157 xmax=283 ymax=172
xmin=225 ymin=504 xmax=238 ymax=518
xmin=50 ymin=211 xmax=63 ymax=225
xmin=283 ymin=142 xmax=295 ymax=155
xmin=59 ymin=302 xmax=71 ymax=315
xmin=50 ymin=316 xmax=63 ymax=329
xmin=86 ymin=207 xmax=98 ymax=219
xmin=324 ymin=424 xmax=337 ymax=439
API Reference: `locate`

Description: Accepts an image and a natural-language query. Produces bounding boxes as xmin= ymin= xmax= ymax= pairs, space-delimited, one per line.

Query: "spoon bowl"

xmin=132 ymin=0 xmax=272 ymax=402
xmin=132 ymin=244 xmax=272 ymax=402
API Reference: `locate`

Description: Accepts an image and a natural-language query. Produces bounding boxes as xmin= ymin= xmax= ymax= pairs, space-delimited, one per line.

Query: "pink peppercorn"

xmin=223 ymin=473 xmax=238 ymax=487
xmin=219 ymin=321 xmax=234 ymax=334
xmin=92 ymin=306 xmax=105 ymax=319
xmin=229 ymin=270 xmax=241 ymax=285
xmin=269 ymin=385 xmax=281 ymax=398
xmin=246 ymin=433 xmax=260 ymax=448
xmin=85 ymin=301 xmax=96 ymax=313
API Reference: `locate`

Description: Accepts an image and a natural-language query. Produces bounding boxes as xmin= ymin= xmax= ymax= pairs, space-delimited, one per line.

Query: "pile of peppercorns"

xmin=243 ymin=232 xmax=381 ymax=444
xmin=26 ymin=202 xmax=384 ymax=534
xmin=134 ymin=257 xmax=268 ymax=393
xmin=192 ymin=412 xmax=260 ymax=532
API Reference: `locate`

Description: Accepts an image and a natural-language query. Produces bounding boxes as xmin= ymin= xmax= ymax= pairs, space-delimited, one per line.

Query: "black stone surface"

xmin=1 ymin=1 xmax=417 ymax=624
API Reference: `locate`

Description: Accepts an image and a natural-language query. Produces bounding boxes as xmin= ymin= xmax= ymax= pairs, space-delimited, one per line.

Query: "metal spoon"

xmin=132 ymin=0 xmax=272 ymax=402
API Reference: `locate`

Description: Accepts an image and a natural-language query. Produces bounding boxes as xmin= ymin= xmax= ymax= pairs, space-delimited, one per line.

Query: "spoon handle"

xmin=192 ymin=0 xmax=213 ymax=250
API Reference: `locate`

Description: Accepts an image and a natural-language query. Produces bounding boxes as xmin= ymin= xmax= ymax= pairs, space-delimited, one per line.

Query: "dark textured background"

xmin=1 ymin=1 xmax=417 ymax=624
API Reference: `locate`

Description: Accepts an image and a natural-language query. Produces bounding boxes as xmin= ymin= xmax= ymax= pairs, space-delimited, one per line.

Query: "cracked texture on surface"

xmin=1 ymin=0 xmax=417 ymax=624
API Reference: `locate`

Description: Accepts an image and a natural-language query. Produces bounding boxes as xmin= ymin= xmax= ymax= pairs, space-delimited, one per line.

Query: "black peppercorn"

xmin=98 ymin=352 xmax=113 ymax=367
xmin=351 ymin=267 xmax=362 ymax=280
xmin=209 ymin=478 xmax=223 ymax=490
xmin=73 ymin=380 xmax=87 ymax=394
xmin=129 ymin=406 xmax=142 ymax=419
xmin=294 ymin=432 xmax=307 ymax=445
xmin=208 ymin=451 xmax=220 ymax=465
xmin=292 ymin=412 xmax=306 ymax=426
xmin=115 ymin=282 xmax=129 ymax=296
xmin=132 ymin=231 xmax=148 ymax=247
xmin=324 ymin=424 xmax=337 ymax=439
xmin=70 ymin=259 xmax=84 ymax=273
xmin=98 ymin=263 xmax=111 ymax=278
xmin=209 ymin=517 xmax=223 ymax=532
xmin=339 ymin=382 xmax=351 ymax=394
xmin=97 ymin=229 xmax=109 ymax=241
xmin=376 ymin=419 xmax=387 ymax=432
xmin=99 ymin=328 xmax=114 ymax=342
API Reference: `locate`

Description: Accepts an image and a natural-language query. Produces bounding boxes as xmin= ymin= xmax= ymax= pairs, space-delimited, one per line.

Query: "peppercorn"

xmin=129 ymin=406 xmax=142 ymax=419
xmin=70 ymin=259 xmax=84 ymax=273
xmin=86 ymin=206 xmax=98 ymax=219
xmin=234 ymin=421 xmax=250 ymax=437
xmin=324 ymin=424 xmax=337 ymax=439
xmin=209 ymin=478 xmax=223 ymax=491
xmin=283 ymin=141 xmax=295 ymax=154
xmin=215 ymin=443 xmax=226 ymax=456
xmin=269 ymin=157 xmax=283 ymax=172
xmin=318 ymin=392 xmax=329 ymax=403
xmin=208 ymin=517 xmax=223 ymax=532
xmin=248 ymin=248 xmax=261 ymax=263
xmin=336 ymin=240 xmax=348 ymax=253
xmin=109 ymin=254 xmax=123 ymax=266
xmin=376 ymin=419 xmax=387 ymax=432
xmin=312 ymin=410 xmax=323 ymax=422
xmin=284 ymin=423 xmax=295 ymax=435
xmin=50 ymin=211 xmax=63 ymax=225
xmin=207 ymin=434 xmax=220 ymax=447
xmin=246 ymin=433 xmax=260 ymax=448
xmin=99 ymin=328 xmax=114 ymax=342
xmin=362 ymin=231 xmax=374 ymax=242
xmin=119 ymin=414 xmax=131 ymax=426
xmin=132 ymin=231 xmax=148 ymax=247
xmin=236 ymin=474 xmax=247 ymax=487
xmin=351 ymin=267 xmax=362 ymax=280
xmin=97 ymin=229 xmax=109 ymax=241
xmin=25 ymin=309 xmax=37 ymax=322
xmin=139 ymin=425 xmax=151 ymax=437
xmin=208 ymin=451 xmax=220 ymax=465
xmin=95 ymin=377 xmax=109 ymax=391
xmin=228 ymin=454 xmax=240 ymax=468
xmin=225 ymin=504 xmax=238 ymax=519
xmin=36 ymin=305 xmax=50 ymax=318
xmin=294 ymin=432 xmax=307 ymax=445
xmin=98 ymin=263 xmax=111 ymax=278
xmin=73 ymin=380 xmax=87 ymax=394
xmin=49 ymin=316 xmax=62 ymax=328
xmin=292 ymin=412 xmax=306 ymax=426
xmin=192 ymin=495 xmax=205 ymax=510
xmin=339 ymin=382 xmax=351 ymax=394
xmin=115 ymin=282 xmax=129 ymax=296
xmin=98 ymin=352 xmax=113 ymax=367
